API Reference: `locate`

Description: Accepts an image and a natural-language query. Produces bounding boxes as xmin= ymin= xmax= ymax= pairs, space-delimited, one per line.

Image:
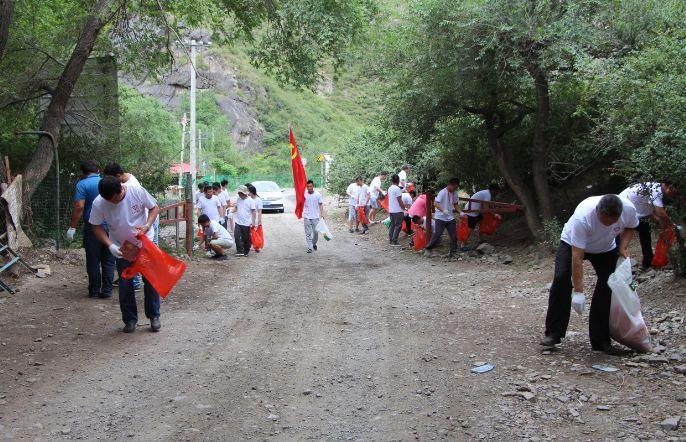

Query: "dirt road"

xmin=1 ymin=196 xmax=686 ymax=440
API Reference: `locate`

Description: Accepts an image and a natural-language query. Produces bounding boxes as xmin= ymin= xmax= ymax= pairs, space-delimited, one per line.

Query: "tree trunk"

xmin=21 ymin=0 xmax=118 ymax=208
xmin=486 ymin=121 xmax=542 ymax=238
xmin=0 ymin=0 xmax=12 ymax=61
xmin=526 ymin=61 xmax=554 ymax=220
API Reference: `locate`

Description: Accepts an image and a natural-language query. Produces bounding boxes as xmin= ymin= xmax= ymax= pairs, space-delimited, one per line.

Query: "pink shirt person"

xmin=408 ymin=194 xmax=427 ymax=218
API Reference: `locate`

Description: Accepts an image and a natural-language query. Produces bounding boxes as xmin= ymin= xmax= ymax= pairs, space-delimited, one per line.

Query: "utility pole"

xmin=179 ymin=113 xmax=187 ymax=196
xmin=189 ymin=40 xmax=197 ymax=189
xmin=185 ymin=38 xmax=211 ymax=190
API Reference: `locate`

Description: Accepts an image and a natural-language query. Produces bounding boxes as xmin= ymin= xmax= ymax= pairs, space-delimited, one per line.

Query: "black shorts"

xmin=467 ymin=214 xmax=483 ymax=229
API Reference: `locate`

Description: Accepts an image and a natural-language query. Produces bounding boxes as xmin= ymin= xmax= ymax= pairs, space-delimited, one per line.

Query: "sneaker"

xmin=87 ymin=292 xmax=99 ymax=299
xmin=361 ymin=227 xmax=369 ymax=234
xmin=313 ymin=245 xmax=318 ymax=251
xmin=355 ymin=228 xmax=360 ymax=233
xmin=215 ymin=254 xmax=228 ymax=261
xmin=423 ymin=250 xmax=432 ymax=257
xmin=234 ymin=253 xmax=244 ymax=257
xmin=150 ymin=317 xmax=161 ymax=332
xmin=123 ymin=321 xmax=137 ymax=333
xmin=460 ymin=246 xmax=471 ymax=252
xmin=133 ymin=282 xmax=143 ymax=291
xmin=99 ymin=292 xmax=112 ymax=299
xmin=390 ymin=242 xmax=402 ymax=247
xmin=539 ymin=335 xmax=561 ymax=347
xmin=349 ymin=229 xmax=354 ymax=233
xmin=112 ymin=279 xmax=119 ymax=287
xmin=592 ymin=343 xmax=627 ymax=356
xmin=243 ymin=253 xmax=249 ymax=257
xmin=307 ymin=249 xmax=313 ymax=253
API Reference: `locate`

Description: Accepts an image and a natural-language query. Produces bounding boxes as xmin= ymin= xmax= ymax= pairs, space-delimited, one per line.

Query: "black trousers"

xmin=636 ymin=219 xmax=653 ymax=268
xmin=425 ymin=218 xmax=457 ymax=253
xmin=544 ymin=241 xmax=618 ymax=349
xmin=404 ymin=215 xmax=412 ymax=233
xmin=234 ymin=224 xmax=252 ymax=255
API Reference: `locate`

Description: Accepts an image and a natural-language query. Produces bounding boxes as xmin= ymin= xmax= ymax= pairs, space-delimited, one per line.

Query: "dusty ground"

xmin=1 ymin=194 xmax=686 ymax=441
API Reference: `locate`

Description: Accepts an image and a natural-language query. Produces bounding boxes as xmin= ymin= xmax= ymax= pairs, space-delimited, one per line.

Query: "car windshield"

xmin=254 ymin=182 xmax=280 ymax=193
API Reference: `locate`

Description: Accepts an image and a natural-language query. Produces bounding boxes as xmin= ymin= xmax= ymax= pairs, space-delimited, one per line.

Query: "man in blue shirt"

xmin=67 ymin=161 xmax=114 ymax=298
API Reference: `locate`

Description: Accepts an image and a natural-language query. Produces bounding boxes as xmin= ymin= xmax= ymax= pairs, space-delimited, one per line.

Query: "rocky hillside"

xmin=120 ymin=42 xmax=376 ymax=162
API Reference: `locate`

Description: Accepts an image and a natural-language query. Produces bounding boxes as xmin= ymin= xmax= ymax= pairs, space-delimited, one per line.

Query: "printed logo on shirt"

xmin=131 ymin=203 xmax=144 ymax=215
xmin=613 ymin=226 xmax=621 ymax=234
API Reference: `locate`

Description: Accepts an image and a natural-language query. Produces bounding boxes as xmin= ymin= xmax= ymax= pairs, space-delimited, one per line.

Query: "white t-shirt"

xmin=253 ymin=196 xmax=263 ymax=211
xmin=203 ymin=220 xmax=232 ymax=241
xmin=388 ymin=185 xmax=403 ymax=213
xmin=123 ymin=174 xmax=141 ymax=187
xmin=370 ymin=176 xmax=383 ymax=198
xmin=560 ymin=196 xmax=640 ymax=254
xmin=220 ymin=190 xmax=231 ymax=207
xmin=194 ymin=190 xmax=204 ymax=205
xmin=434 ymin=187 xmax=457 ymax=222
xmin=401 ymin=192 xmax=413 ymax=208
xmin=196 ymin=195 xmax=222 ymax=222
xmin=234 ymin=197 xmax=256 ymax=226
xmin=89 ymin=186 xmax=157 ymax=247
xmin=346 ymin=183 xmax=359 ymax=206
xmin=303 ymin=190 xmax=323 ymax=219
xmin=465 ymin=189 xmax=492 ymax=217
xmin=357 ymin=184 xmax=370 ymax=207
xmin=619 ymin=182 xmax=664 ymax=219
xmin=398 ymin=170 xmax=408 ymax=188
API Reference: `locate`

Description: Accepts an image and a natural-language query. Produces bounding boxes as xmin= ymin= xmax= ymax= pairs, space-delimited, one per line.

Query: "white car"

xmin=253 ymin=181 xmax=285 ymax=213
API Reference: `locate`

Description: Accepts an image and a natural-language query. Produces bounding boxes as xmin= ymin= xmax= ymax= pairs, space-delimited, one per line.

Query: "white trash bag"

xmin=607 ymin=258 xmax=652 ymax=352
xmin=315 ymin=219 xmax=333 ymax=241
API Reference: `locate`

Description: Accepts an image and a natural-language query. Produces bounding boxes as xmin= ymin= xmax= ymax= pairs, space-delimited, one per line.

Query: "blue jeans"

xmin=116 ymin=258 xmax=160 ymax=324
xmin=83 ymin=224 xmax=114 ymax=296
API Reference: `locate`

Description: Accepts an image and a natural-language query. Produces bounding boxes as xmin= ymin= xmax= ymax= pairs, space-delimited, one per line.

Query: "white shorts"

xmin=210 ymin=238 xmax=233 ymax=249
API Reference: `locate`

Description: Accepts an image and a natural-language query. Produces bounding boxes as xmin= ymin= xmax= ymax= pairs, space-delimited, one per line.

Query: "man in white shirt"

xmin=402 ymin=189 xmax=416 ymax=234
xmin=231 ymin=185 xmax=256 ymax=257
xmin=387 ymin=174 xmax=407 ymax=247
xmin=346 ymin=180 xmax=360 ymax=233
xmin=541 ymin=194 xmax=639 ymax=353
xmin=198 ymin=214 xmax=233 ymax=260
xmin=369 ymin=171 xmax=388 ymax=224
xmin=89 ymin=176 xmax=162 ymax=333
xmin=619 ymin=181 xmax=677 ymax=269
xmin=220 ymin=179 xmax=232 ymax=228
xmin=462 ymin=183 xmax=501 ymax=250
xmin=194 ymin=182 xmax=207 ymax=206
xmin=424 ymin=178 xmax=461 ymax=258
xmin=398 ymin=165 xmax=410 ymax=189
xmin=356 ymin=176 xmax=371 ymax=234
xmin=247 ymin=184 xmax=264 ymax=252
xmin=303 ymin=180 xmax=325 ymax=253
xmin=196 ymin=184 xmax=223 ymax=223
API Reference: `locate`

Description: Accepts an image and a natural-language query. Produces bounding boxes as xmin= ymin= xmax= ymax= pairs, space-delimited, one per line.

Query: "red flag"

xmin=290 ymin=128 xmax=307 ymax=219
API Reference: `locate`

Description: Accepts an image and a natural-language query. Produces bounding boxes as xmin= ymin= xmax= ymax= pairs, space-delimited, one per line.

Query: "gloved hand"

xmin=571 ymin=291 xmax=586 ymax=316
xmin=66 ymin=227 xmax=76 ymax=242
xmin=108 ymin=243 xmax=123 ymax=259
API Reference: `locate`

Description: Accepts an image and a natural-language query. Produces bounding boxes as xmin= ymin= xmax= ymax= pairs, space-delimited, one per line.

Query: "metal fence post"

xmin=184 ymin=172 xmax=193 ymax=257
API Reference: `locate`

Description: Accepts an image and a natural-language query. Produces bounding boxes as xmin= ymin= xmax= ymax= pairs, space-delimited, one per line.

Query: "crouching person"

xmin=541 ymin=194 xmax=638 ymax=354
xmin=198 ymin=214 xmax=233 ymax=260
xmin=89 ymin=176 xmax=162 ymax=333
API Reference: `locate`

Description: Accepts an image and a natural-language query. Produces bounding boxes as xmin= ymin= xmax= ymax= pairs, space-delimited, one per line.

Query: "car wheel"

xmin=279 ymin=209 xmax=284 ymax=213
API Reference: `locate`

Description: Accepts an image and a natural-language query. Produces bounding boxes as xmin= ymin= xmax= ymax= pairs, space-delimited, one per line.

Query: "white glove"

xmin=66 ymin=227 xmax=76 ymax=241
xmin=571 ymin=292 xmax=586 ymax=316
xmin=108 ymin=243 xmax=123 ymax=259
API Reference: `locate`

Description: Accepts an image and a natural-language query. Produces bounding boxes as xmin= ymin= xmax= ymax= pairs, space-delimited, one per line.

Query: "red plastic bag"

xmin=457 ymin=216 xmax=469 ymax=242
xmin=252 ymin=225 xmax=265 ymax=250
xmin=652 ymin=227 xmax=676 ymax=268
xmin=479 ymin=213 xmax=502 ymax=235
xmin=413 ymin=226 xmax=427 ymax=251
xmin=357 ymin=207 xmax=369 ymax=225
xmin=378 ymin=195 xmax=389 ymax=213
xmin=121 ymin=235 xmax=187 ymax=298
